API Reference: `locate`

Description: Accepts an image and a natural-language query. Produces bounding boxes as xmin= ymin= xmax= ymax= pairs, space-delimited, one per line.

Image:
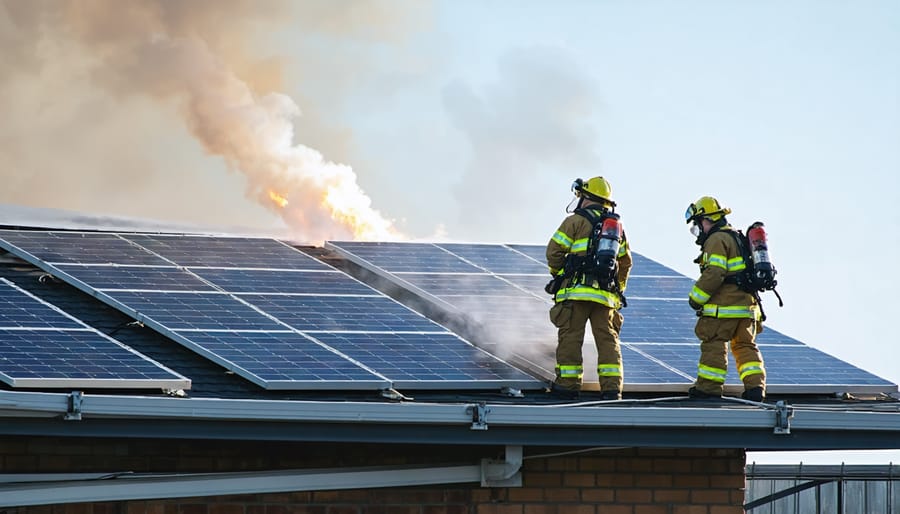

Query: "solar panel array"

xmin=326 ymin=241 xmax=897 ymax=395
xmin=0 ymin=230 xmax=542 ymax=392
xmin=0 ymin=278 xmax=190 ymax=389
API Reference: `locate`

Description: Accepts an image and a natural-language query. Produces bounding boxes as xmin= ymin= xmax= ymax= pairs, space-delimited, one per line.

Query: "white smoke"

xmin=0 ymin=0 xmax=425 ymax=242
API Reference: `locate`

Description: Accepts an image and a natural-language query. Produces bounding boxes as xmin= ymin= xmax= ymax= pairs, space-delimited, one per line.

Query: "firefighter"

xmin=684 ymin=196 xmax=766 ymax=402
xmin=546 ymin=176 xmax=632 ymax=400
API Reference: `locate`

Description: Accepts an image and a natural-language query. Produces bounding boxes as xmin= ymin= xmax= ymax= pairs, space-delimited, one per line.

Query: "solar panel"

xmin=0 ymin=278 xmax=190 ymax=389
xmin=0 ymin=230 xmax=168 ymax=265
xmin=0 ymin=230 xmax=543 ymax=392
xmin=310 ymin=332 xmax=536 ymax=388
xmin=327 ymin=241 xmax=897 ymax=395
xmin=236 ymin=294 xmax=448 ymax=333
xmin=177 ymin=331 xmax=389 ymax=389
xmin=124 ymin=234 xmax=330 ymax=270
xmin=190 ymin=269 xmax=374 ymax=295
xmin=627 ymin=343 xmax=894 ymax=394
xmin=55 ymin=265 xmax=215 ymax=291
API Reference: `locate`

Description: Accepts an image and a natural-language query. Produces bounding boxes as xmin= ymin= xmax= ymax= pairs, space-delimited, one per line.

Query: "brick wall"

xmin=1 ymin=437 xmax=746 ymax=514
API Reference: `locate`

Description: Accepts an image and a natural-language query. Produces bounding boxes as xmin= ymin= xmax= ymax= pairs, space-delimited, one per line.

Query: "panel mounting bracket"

xmin=467 ymin=402 xmax=491 ymax=431
xmin=773 ymin=400 xmax=792 ymax=435
xmin=65 ymin=391 xmax=83 ymax=421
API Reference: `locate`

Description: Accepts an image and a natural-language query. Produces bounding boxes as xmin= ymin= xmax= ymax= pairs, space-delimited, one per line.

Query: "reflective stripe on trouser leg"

xmin=588 ymin=302 xmax=623 ymax=393
xmin=731 ymin=318 xmax=766 ymax=390
xmin=555 ymin=300 xmax=592 ymax=390
xmin=694 ymin=317 xmax=733 ymax=396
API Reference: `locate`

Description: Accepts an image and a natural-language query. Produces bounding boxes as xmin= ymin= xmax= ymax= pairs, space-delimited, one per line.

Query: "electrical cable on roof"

xmin=108 ymin=320 xmax=143 ymax=336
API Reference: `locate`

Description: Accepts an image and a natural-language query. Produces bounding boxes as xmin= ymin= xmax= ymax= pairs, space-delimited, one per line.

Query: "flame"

xmin=268 ymin=190 xmax=289 ymax=208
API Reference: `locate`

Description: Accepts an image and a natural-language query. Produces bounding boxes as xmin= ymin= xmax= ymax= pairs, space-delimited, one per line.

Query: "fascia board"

xmin=2 ymin=390 xmax=900 ymax=434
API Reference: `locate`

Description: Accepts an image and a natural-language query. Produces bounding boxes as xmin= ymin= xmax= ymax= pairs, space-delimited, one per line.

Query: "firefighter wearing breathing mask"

xmin=545 ymin=176 xmax=632 ymax=400
xmin=684 ymin=196 xmax=766 ymax=402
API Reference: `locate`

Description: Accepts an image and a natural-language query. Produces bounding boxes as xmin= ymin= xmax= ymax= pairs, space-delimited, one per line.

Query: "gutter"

xmin=2 ymin=390 xmax=900 ymax=449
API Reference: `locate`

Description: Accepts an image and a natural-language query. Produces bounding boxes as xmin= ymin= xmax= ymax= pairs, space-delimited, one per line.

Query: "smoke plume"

xmin=0 ymin=0 xmax=423 ymax=242
xmin=442 ymin=46 xmax=602 ymax=241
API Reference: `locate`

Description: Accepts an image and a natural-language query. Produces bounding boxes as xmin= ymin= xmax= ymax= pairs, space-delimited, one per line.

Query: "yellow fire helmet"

xmin=685 ymin=196 xmax=732 ymax=224
xmin=572 ymin=176 xmax=615 ymax=206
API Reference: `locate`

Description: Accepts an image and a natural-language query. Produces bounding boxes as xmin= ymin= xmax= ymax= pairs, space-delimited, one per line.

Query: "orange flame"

xmin=268 ymin=190 xmax=289 ymax=208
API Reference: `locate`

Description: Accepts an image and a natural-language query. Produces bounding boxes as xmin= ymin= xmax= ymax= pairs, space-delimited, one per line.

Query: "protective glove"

xmin=688 ymin=298 xmax=702 ymax=311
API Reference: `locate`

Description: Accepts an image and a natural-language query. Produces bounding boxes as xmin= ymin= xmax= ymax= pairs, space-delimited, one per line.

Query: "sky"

xmin=1 ymin=0 xmax=898 ymax=465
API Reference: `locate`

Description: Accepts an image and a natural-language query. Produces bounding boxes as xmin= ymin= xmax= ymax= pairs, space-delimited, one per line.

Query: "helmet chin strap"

xmin=566 ymin=195 xmax=583 ymax=213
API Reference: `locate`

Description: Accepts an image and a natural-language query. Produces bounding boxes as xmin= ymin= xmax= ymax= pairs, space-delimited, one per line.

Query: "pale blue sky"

xmin=2 ymin=0 xmax=897 ymax=464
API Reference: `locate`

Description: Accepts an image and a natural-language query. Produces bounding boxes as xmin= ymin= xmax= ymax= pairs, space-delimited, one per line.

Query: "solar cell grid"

xmin=238 ymin=294 xmax=446 ymax=333
xmin=55 ymin=265 xmax=215 ymax=292
xmin=125 ymin=234 xmax=330 ymax=270
xmin=0 ymin=280 xmax=82 ymax=329
xmin=312 ymin=332 xmax=538 ymax=389
xmin=496 ymin=274 xmax=554 ymax=296
xmin=329 ymin=241 xmax=482 ymax=273
xmin=191 ymin=268 xmax=374 ymax=295
xmin=437 ymin=243 xmax=547 ymax=274
xmin=626 ymin=343 xmax=895 ymax=392
xmin=620 ymin=345 xmax=692 ymax=384
xmin=630 ymin=254 xmax=684 ymax=276
xmin=326 ymin=240 xmax=897 ymax=394
xmin=106 ymin=291 xmax=284 ymax=331
xmin=0 ymin=328 xmax=190 ymax=388
xmin=398 ymin=273 xmax=532 ymax=297
xmin=0 ymin=230 xmax=168 ymax=266
xmin=1 ymin=231 xmax=548 ymax=392
xmin=182 ymin=331 xmax=389 ymax=388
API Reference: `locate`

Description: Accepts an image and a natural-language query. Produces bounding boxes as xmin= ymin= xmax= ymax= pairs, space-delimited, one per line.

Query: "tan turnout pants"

xmin=550 ymin=300 xmax=623 ymax=393
xmin=694 ymin=317 xmax=766 ymax=395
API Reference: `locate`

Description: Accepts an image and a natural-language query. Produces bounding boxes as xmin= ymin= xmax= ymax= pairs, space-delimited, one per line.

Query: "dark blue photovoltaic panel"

xmin=327 ymin=240 xmax=898 ymax=393
xmin=618 ymin=299 xmax=802 ymax=345
xmin=618 ymin=300 xmax=698 ymax=343
xmin=399 ymin=273 xmax=532 ymax=297
xmin=448 ymin=295 xmax=550 ymax=330
xmin=621 ymin=346 xmax=692 ymax=384
xmin=55 ymin=265 xmax=214 ymax=291
xmin=125 ymin=234 xmax=331 ymax=270
xmin=759 ymin=345 xmax=895 ymax=387
xmin=505 ymin=244 xmax=547 ymax=263
xmin=0 ymin=281 xmax=81 ymax=329
xmin=190 ymin=268 xmax=375 ymax=295
xmin=238 ymin=294 xmax=446 ymax=333
xmin=104 ymin=291 xmax=284 ymax=331
xmin=0 ymin=329 xmax=189 ymax=386
xmin=499 ymin=244 xmax=685 ymax=278
xmin=0 ymin=230 xmax=169 ymax=265
xmin=329 ymin=241 xmax=482 ymax=273
xmin=438 ymin=243 xmax=547 ymax=274
xmin=627 ymin=343 xmax=894 ymax=388
xmin=624 ymin=276 xmax=696 ymax=298
xmin=179 ymin=331 xmax=388 ymax=385
xmin=311 ymin=332 xmax=536 ymax=386
xmin=498 ymin=274 xmax=554 ymax=295
xmin=630 ymin=253 xmax=683 ymax=277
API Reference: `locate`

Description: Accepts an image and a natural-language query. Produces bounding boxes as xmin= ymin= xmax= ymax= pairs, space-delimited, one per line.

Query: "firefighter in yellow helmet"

xmin=684 ymin=196 xmax=766 ymax=402
xmin=545 ymin=176 xmax=632 ymax=400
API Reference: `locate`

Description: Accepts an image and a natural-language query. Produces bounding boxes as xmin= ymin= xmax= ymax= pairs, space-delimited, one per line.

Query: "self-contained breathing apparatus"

xmin=544 ymin=178 xmax=627 ymax=307
xmin=725 ymin=221 xmax=784 ymax=321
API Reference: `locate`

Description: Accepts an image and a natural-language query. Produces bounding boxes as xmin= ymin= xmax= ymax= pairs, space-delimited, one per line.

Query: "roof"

xmin=0 ymin=209 xmax=899 ymax=452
